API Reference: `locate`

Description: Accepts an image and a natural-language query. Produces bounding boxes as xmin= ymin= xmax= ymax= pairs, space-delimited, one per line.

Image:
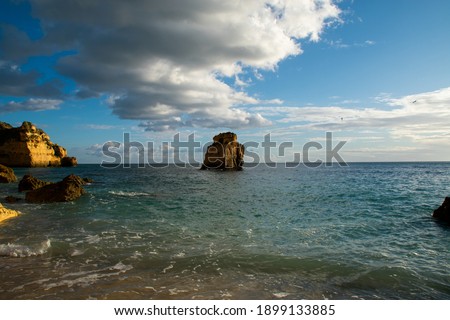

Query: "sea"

xmin=0 ymin=162 xmax=449 ymax=300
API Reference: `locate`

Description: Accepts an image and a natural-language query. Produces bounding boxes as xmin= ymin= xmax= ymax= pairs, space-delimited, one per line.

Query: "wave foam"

xmin=0 ymin=240 xmax=51 ymax=258
xmin=108 ymin=191 xmax=153 ymax=197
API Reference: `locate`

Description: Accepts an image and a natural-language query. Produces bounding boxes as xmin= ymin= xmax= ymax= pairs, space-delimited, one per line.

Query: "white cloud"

xmin=84 ymin=124 xmax=118 ymax=130
xmin=253 ymin=87 xmax=450 ymax=145
xmin=20 ymin=0 xmax=341 ymax=131
xmin=0 ymin=98 xmax=62 ymax=113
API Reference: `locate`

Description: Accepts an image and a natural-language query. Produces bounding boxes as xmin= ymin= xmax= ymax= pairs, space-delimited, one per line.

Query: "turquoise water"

xmin=0 ymin=163 xmax=449 ymax=299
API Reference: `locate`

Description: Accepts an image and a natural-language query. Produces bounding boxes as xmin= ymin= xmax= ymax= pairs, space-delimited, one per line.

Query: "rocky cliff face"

xmin=201 ymin=132 xmax=244 ymax=170
xmin=0 ymin=121 xmax=76 ymax=167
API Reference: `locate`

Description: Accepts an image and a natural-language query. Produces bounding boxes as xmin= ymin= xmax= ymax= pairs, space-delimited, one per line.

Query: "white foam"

xmin=70 ymin=248 xmax=87 ymax=256
xmin=169 ymin=288 xmax=188 ymax=295
xmin=111 ymin=261 xmax=133 ymax=271
xmin=172 ymin=252 xmax=186 ymax=258
xmin=85 ymin=234 xmax=101 ymax=244
xmin=273 ymin=292 xmax=290 ymax=298
xmin=0 ymin=240 xmax=51 ymax=258
xmin=41 ymin=262 xmax=133 ymax=290
xmin=108 ymin=191 xmax=153 ymax=197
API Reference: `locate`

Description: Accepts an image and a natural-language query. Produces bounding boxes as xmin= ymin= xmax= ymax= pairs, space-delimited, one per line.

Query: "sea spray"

xmin=0 ymin=240 xmax=51 ymax=258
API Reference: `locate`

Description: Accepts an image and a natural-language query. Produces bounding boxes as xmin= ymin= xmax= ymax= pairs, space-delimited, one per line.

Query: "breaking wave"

xmin=108 ymin=191 xmax=153 ymax=197
xmin=0 ymin=240 xmax=51 ymax=258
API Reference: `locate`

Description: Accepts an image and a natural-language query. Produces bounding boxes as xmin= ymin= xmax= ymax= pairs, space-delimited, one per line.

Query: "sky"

xmin=1 ymin=0 xmax=450 ymax=164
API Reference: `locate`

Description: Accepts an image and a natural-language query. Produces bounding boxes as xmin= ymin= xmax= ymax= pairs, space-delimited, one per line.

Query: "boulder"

xmin=18 ymin=174 xmax=51 ymax=192
xmin=0 ymin=121 xmax=77 ymax=167
xmin=61 ymin=156 xmax=78 ymax=167
xmin=201 ymin=132 xmax=244 ymax=170
xmin=82 ymin=177 xmax=94 ymax=184
xmin=4 ymin=196 xmax=22 ymax=204
xmin=0 ymin=203 xmax=19 ymax=224
xmin=25 ymin=174 xmax=86 ymax=203
xmin=433 ymin=197 xmax=450 ymax=223
xmin=0 ymin=164 xmax=17 ymax=183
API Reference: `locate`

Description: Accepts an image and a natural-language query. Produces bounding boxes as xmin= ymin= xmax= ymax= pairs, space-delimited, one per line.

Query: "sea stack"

xmin=201 ymin=132 xmax=244 ymax=170
xmin=0 ymin=121 xmax=77 ymax=167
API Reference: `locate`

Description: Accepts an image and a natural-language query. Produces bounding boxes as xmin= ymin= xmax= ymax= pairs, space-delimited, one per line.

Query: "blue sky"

xmin=1 ymin=0 xmax=450 ymax=163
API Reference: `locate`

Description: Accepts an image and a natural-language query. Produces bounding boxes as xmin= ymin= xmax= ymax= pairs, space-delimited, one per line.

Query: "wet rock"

xmin=82 ymin=177 xmax=94 ymax=184
xmin=25 ymin=174 xmax=86 ymax=203
xmin=4 ymin=196 xmax=22 ymax=204
xmin=0 ymin=203 xmax=19 ymax=223
xmin=433 ymin=197 xmax=450 ymax=223
xmin=18 ymin=174 xmax=51 ymax=192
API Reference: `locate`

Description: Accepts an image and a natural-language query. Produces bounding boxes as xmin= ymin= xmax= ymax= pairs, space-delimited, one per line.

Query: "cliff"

xmin=0 ymin=121 xmax=77 ymax=167
xmin=201 ymin=132 xmax=244 ymax=170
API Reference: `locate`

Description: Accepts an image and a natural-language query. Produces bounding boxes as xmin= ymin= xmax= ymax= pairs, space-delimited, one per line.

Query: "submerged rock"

xmin=82 ymin=177 xmax=94 ymax=184
xmin=18 ymin=174 xmax=51 ymax=192
xmin=4 ymin=196 xmax=22 ymax=204
xmin=433 ymin=197 xmax=450 ymax=223
xmin=0 ymin=164 xmax=16 ymax=183
xmin=0 ymin=203 xmax=19 ymax=223
xmin=25 ymin=174 xmax=87 ymax=203
xmin=0 ymin=121 xmax=77 ymax=167
xmin=201 ymin=132 xmax=244 ymax=170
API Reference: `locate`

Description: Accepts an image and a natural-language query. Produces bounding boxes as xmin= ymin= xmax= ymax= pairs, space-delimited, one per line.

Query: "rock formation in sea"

xmin=0 ymin=164 xmax=17 ymax=183
xmin=0 ymin=121 xmax=77 ymax=167
xmin=0 ymin=203 xmax=19 ymax=223
xmin=4 ymin=196 xmax=22 ymax=204
xmin=25 ymin=174 xmax=87 ymax=203
xmin=201 ymin=132 xmax=244 ymax=170
xmin=433 ymin=197 xmax=450 ymax=223
xmin=61 ymin=156 xmax=78 ymax=167
xmin=18 ymin=174 xmax=51 ymax=192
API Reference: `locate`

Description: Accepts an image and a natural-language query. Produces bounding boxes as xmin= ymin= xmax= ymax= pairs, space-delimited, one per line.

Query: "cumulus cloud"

xmin=253 ymin=87 xmax=450 ymax=144
xmin=12 ymin=0 xmax=340 ymax=130
xmin=0 ymin=98 xmax=62 ymax=113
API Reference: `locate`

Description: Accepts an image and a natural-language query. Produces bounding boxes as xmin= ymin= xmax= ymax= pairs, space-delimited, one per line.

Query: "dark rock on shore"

xmin=0 ymin=164 xmax=16 ymax=183
xmin=4 ymin=196 xmax=22 ymax=204
xmin=18 ymin=175 xmax=51 ymax=192
xmin=201 ymin=132 xmax=244 ymax=170
xmin=433 ymin=197 xmax=450 ymax=223
xmin=25 ymin=174 xmax=87 ymax=203
xmin=82 ymin=177 xmax=94 ymax=184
